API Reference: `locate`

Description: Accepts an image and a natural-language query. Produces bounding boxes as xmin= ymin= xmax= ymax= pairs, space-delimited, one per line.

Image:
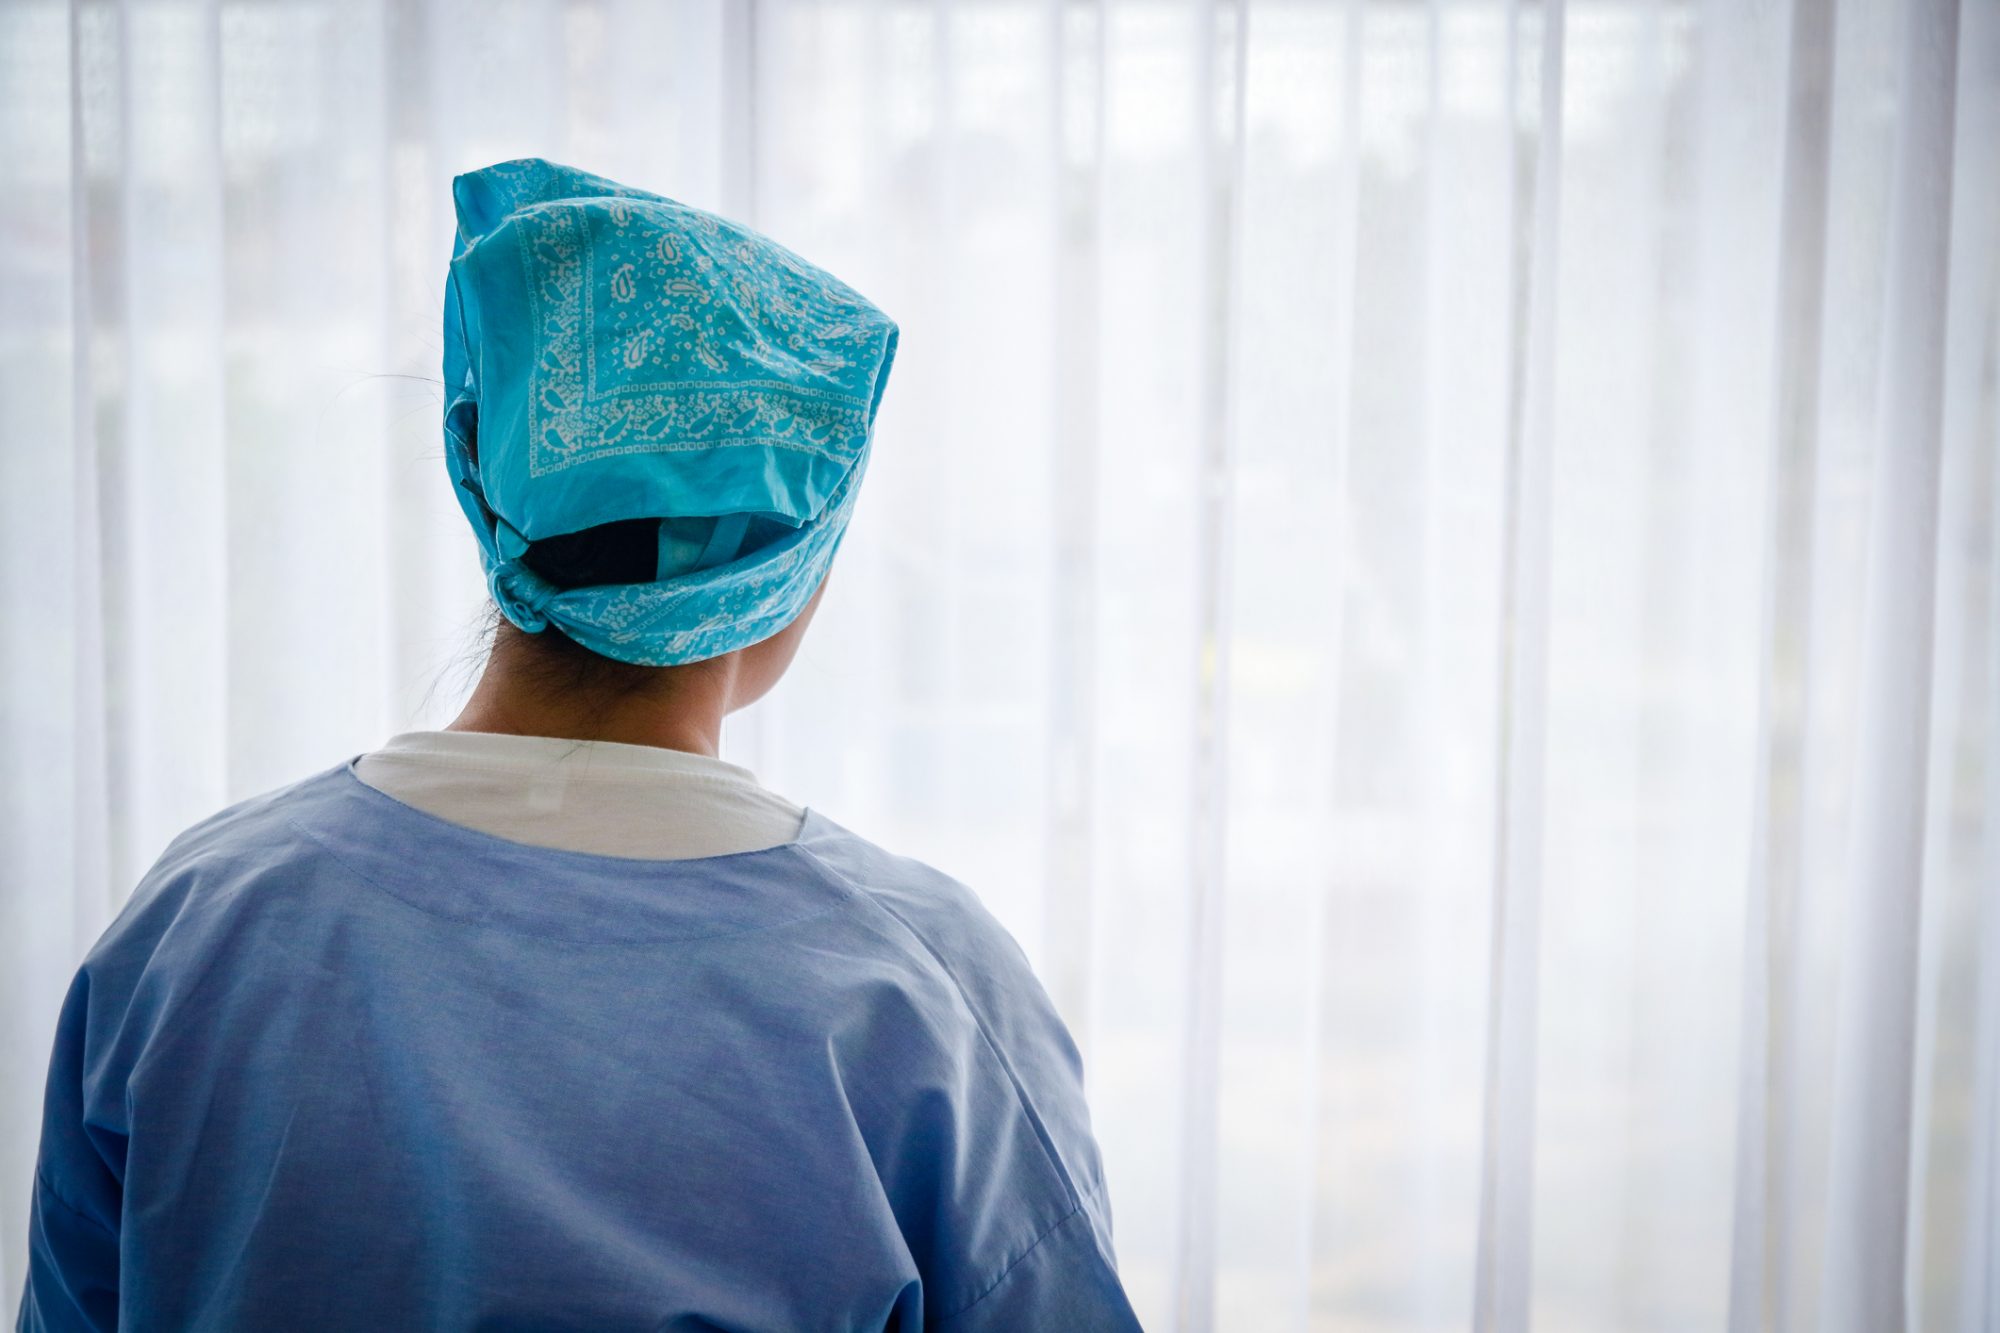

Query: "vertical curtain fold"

xmin=1172 ymin=2 xmax=1249 ymax=1325
xmin=1966 ymin=421 xmax=2000 ymax=1328
xmin=1946 ymin=16 xmax=2000 ymax=1325
xmin=63 ymin=0 xmax=110 ymax=946
xmin=1818 ymin=1 xmax=1961 ymax=1329
xmin=1473 ymin=1 xmax=1563 ymax=1330
xmin=1040 ymin=0 xmax=1105 ymax=1050
xmin=1906 ymin=2 xmax=1999 ymax=1321
xmin=1730 ymin=0 xmax=1838 ymax=1327
xmin=1293 ymin=0 xmax=1363 ymax=1325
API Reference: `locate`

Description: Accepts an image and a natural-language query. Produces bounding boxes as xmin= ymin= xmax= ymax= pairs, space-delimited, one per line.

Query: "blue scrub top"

xmin=17 ymin=762 xmax=1141 ymax=1331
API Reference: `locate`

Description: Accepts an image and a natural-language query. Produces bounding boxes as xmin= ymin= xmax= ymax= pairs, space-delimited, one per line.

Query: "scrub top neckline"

xmin=334 ymin=756 xmax=831 ymax=873
xmin=265 ymin=762 xmax=855 ymax=945
xmin=365 ymin=729 xmax=774 ymax=788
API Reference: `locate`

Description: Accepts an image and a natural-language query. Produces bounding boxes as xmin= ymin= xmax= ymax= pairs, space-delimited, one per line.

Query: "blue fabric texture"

xmin=16 ymin=764 xmax=1142 ymax=1331
xmin=442 ymin=158 xmax=899 ymax=665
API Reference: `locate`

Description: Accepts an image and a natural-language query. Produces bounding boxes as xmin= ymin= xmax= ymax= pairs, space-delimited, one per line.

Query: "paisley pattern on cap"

xmin=442 ymin=158 xmax=897 ymax=667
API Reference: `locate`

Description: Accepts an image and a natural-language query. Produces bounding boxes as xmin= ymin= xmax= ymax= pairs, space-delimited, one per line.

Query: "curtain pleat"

xmin=1730 ymin=0 xmax=1839 ymax=1326
xmin=63 ymin=0 xmax=112 ymax=945
xmin=1935 ymin=14 xmax=2000 ymax=1331
xmin=1965 ymin=388 xmax=2000 ymax=1333
xmin=1473 ymin=2 xmax=1563 ymax=1330
xmin=1040 ymin=0 xmax=1105 ymax=1054
xmin=1818 ymin=2 xmax=1961 ymax=1330
xmin=1905 ymin=5 xmax=1998 ymax=1329
xmin=1170 ymin=1 xmax=1249 ymax=1325
xmin=1291 ymin=1 xmax=1362 ymax=1326
xmin=115 ymin=0 xmax=229 ymax=880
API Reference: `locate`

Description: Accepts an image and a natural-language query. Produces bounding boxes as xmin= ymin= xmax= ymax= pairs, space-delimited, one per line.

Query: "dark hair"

xmin=485 ymin=517 xmax=716 ymax=700
xmin=484 ymin=610 xmax=669 ymax=697
xmin=434 ymin=395 xmax=721 ymax=705
xmin=520 ymin=517 xmax=659 ymax=588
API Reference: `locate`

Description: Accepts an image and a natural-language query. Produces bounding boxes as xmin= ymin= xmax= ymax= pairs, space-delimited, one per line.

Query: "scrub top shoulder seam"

xmin=792 ymin=839 xmax=1091 ymax=1220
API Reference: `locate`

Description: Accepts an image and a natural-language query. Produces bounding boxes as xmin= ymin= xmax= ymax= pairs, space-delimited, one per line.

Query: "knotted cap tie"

xmin=441 ymin=157 xmax=899 ymax=665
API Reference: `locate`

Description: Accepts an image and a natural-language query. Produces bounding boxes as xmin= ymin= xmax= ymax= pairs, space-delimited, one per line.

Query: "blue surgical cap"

xmin=441 ymin=158 xmax=899 ymax=666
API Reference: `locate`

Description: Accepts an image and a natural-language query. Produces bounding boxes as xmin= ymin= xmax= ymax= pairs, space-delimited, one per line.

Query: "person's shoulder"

xmin=786 ymin=812 xmax=1124 ymax=1300
xmin=791 ymin=811 xmax=1109 ymax=1165
xmin=82 ymin=763 xmax=352 ymax=979
xmin=791 ymin=812 xmax=1042 ymax=1002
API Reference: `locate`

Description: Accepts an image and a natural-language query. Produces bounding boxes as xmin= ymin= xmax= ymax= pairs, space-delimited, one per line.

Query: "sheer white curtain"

xmin=2 ymin=0 xmax=1996 ymax=1328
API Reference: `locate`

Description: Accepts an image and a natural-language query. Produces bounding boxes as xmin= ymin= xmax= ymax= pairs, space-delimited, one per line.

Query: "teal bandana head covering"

xmin=441 ymin=158 xmax=898 ymax=666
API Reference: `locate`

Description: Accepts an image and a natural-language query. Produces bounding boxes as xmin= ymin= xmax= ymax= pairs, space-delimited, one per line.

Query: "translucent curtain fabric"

xmin=2 ymin=2 xmax=1996 ymax=1330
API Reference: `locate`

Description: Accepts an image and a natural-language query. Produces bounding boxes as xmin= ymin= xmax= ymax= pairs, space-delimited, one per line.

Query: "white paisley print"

xmin=440 ymin=157 xmax=898 ymax=667
xmin=514 ymin=191 xmax=884 ymax=479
